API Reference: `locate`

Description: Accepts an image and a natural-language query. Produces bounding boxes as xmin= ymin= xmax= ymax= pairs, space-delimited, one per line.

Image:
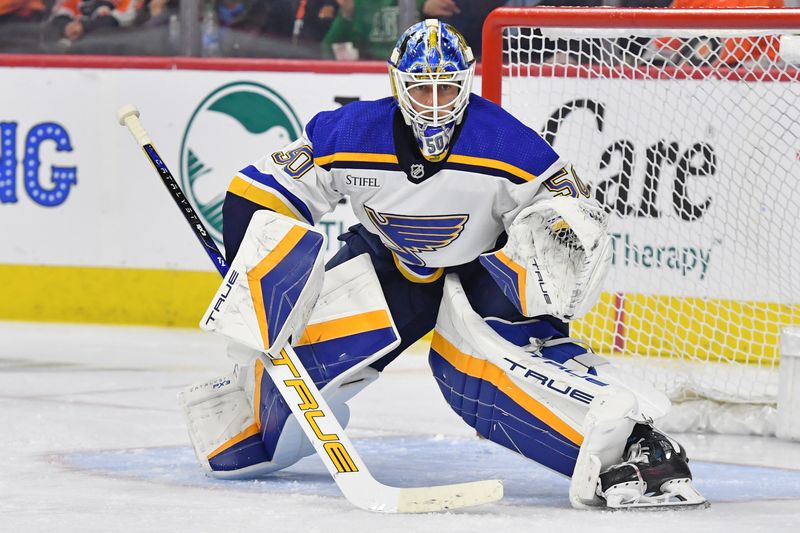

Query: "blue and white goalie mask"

xmin=389 ymin=19 xmax=475 ymax=162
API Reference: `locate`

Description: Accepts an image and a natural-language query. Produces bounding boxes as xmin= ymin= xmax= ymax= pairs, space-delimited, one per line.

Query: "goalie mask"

xmin=389 ymin=19 xmax=475 ymax=162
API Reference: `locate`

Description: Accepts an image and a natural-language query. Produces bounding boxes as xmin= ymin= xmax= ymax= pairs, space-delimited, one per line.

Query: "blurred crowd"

xmin=0 ymin=0 xmax=790 ymax=59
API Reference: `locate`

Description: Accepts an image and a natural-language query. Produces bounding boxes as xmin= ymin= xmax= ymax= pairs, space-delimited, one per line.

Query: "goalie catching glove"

xmin=481 ymin=197 xmax=612 ymax=321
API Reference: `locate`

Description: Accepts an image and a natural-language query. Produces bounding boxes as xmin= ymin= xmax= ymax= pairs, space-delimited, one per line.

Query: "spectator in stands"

xmin=501 ymin=0 xmax=604 ymax=65
xmin=130 ymin=0 xmax=178 ymax=55
xmin=612 ymin=0 xmax=672 ymax=64
xmin=292 ymin=0 xmax=338 ymax=46
xmin=322 ymin=0 xmax=399 ymax=60
xmin=199 ymin=0 xmax=318 ymax=58
xmin=653 ymin=0 xmax=784 ymax=66
xmin=420 ymin=0 xmax=504 ymax=59
xmin=43 ymin=0 xmax=140 ymax=51
xmin=0 ymin=0 xmax=47 ymax=52
xmin=133 ymin=0 xmax=175 ymax=28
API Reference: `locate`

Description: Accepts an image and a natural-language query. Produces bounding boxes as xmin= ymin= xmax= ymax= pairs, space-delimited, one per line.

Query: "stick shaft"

xmin=141 ymin=141 xmax=229 ymax=276
xmin=118 ymin=106 xmax=502 ymax=513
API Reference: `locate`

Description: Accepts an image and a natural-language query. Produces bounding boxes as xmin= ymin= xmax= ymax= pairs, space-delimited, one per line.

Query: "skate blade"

xmin=605 ymin=478 xmax=709 ymax=511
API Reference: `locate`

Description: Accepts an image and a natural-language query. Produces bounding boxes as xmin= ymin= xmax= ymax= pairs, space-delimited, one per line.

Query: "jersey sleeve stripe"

xmin=314 ymin=152 xmax=399 ymax=167
xmin=448 ymin=154 xmax=537 ymax=183
xmin=238 ymin=165 xmax=314 ymax=224
xmin=227 ymin=175 xmax=304 ymax=222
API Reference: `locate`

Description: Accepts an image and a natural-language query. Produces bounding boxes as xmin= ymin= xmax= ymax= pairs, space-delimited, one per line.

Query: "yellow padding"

xmin=254 ymin=359 xmax=265 ymax=428
xmin=296 ymin=309 xmax=392 ymax=346
xmin=207 ymin=423 xmax=260 ymax=460
xmin=431 ymin=331 xmax=583 ymax=446
xmin=0 ymin=264 xmax=219 ymax=327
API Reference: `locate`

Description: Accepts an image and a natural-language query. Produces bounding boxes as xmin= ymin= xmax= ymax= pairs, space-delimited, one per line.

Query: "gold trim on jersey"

xmin=391 ymin=252 xmax=445 ymax=284
xmin=314 ymin=152 xmax=399 ymax=166
xmin=448 ymin=154 xmax=537 ymax=182
xmin=228 ymin=175 xmax=301 ymax=221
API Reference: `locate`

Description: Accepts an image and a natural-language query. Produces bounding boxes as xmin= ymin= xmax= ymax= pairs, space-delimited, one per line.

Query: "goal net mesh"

xmin=488 ymin=10 xmax=800 ymax=421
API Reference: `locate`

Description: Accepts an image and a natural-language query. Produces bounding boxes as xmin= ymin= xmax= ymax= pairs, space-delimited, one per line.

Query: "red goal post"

xmin=480 ymin=8 xmax=800 ymax=436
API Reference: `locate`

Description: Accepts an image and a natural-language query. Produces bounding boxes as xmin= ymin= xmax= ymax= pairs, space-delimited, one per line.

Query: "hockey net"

xmin=482 ymin=8 xmax=800 ymax=435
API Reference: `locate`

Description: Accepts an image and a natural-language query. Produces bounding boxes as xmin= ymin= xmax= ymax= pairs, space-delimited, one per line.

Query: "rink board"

xmin=0 ymin=56 xmax=796 ymax=365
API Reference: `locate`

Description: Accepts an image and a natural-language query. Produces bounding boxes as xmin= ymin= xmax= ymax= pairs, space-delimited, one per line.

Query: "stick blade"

xmin=394 ymin=479 xmax=503 ymax=513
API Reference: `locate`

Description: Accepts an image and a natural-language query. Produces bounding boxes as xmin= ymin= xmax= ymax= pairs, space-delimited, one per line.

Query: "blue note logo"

xmin=180 ymin=82 xmax=303 ymax=246
xmin=364 ymin=205 xmax=468 ymax=267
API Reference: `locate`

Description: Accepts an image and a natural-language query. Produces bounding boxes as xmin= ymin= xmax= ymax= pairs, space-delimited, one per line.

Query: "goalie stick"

xmin=116 ymin=104 xmax=503 ymax=513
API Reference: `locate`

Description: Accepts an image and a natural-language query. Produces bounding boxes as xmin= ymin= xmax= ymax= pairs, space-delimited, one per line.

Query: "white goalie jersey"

xmin=223 ymin=94 xmax=609 ymax=311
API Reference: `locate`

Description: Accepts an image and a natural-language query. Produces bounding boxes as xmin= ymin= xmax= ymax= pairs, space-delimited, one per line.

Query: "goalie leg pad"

xmin=256 ymin=253 xmax=400 ymax=464
xmin=184 ymin=253 xmax=401 ymax=478
xmin=429 ymin=332 xmax=583 ymax=476
xmin=200 ymin=210 xmax=327 ymax=355
xmin=429 ymin=275 xmax=612 ymax=477
xmin=178 ymin=367 xmax=271 ymax=476
xmin=430 ymin=274 xmax=666 ymax=486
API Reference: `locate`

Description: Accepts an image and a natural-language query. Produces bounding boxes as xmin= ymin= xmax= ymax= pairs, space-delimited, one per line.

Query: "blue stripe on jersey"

xmin=322 ymin=159 xmax=401 ymax=172
xmin=451 ymin=94 xmax=560 ymax=179
xmin=444 ymin=161 xmax=528 ymax=184
xmin=239 ymin=165 xmax=314 ymax=224
xmin=305 ymin=97 xmax=397 ymax=159
xmin=302 ymin=95 xmax=559 ymax=184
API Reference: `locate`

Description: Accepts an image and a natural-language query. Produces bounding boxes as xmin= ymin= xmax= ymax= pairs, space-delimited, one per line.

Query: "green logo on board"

xmin=180 ymin=82 xmax=303 ymax=247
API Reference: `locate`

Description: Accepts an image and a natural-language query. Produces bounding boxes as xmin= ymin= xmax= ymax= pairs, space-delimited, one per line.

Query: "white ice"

xmin=2 ymin=321 xmax=800 ymax=533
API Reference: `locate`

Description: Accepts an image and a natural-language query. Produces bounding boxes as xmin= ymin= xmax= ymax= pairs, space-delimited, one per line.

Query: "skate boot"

xmin=597 ymin=424 xmax=708 ymax=510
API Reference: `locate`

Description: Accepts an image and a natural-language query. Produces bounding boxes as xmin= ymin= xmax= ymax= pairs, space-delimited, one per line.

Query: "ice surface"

xmin=2 ymin=322 xmax=800 ymax=533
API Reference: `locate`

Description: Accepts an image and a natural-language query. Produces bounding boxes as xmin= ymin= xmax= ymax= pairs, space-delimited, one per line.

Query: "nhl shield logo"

xmin=410 ymin=163 xmax=424 ymax=180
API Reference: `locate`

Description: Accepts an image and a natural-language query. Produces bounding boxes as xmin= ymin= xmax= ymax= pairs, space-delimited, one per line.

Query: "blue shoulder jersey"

xmin=222 ymin=94 xmax=591 ymax=282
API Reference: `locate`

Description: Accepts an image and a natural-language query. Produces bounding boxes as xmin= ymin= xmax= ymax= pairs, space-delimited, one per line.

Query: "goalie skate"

xmin=597 ymin=425 xmax=709 ymax=510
